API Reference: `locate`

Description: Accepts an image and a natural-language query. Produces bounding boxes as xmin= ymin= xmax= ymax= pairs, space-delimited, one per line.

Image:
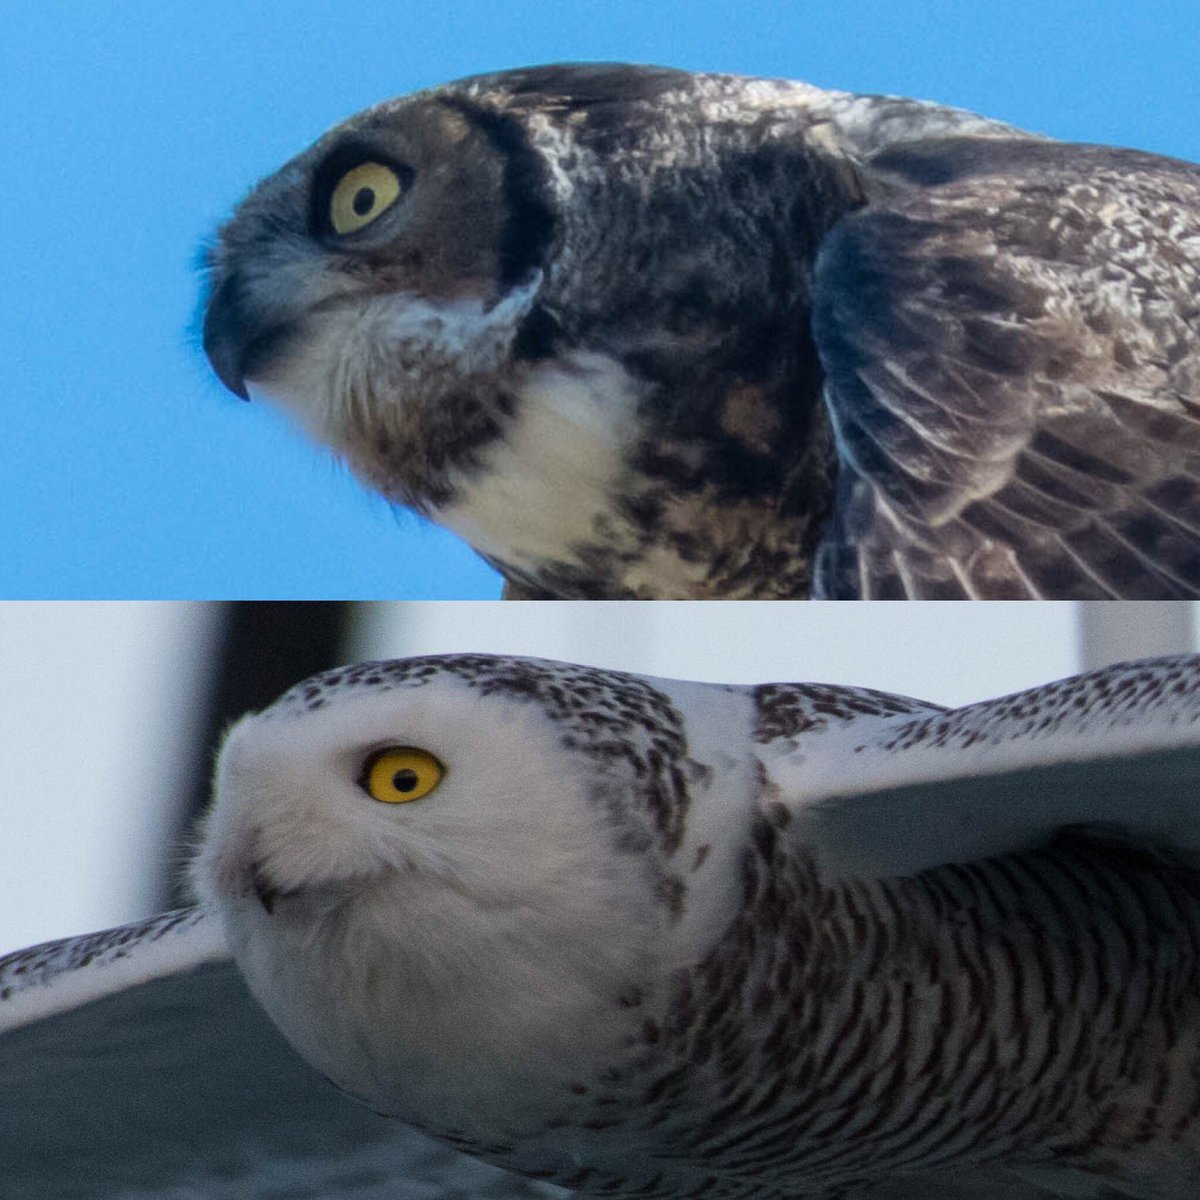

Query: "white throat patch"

xmin=244 ymin=276 xmax=543 ymax=452
xmin=435 ymin=350 xmax=644 ymax=574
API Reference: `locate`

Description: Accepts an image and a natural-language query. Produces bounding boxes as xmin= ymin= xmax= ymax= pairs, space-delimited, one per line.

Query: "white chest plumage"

xmin=5 ymin=653 xmax=1200 ymax=1197
xmin=435 ymin=350 xmax=645 ymax=577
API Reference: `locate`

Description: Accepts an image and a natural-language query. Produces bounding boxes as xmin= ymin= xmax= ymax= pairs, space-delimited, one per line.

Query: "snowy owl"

xmin=3 ymin=651 xmax=1200 ymax=1198
xmin=201 ymin=64 xmax=1200 ymax=599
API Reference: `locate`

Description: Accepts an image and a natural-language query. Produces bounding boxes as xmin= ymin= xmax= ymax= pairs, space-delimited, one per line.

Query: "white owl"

xmin=3 ymin=652 xmax=1199 ymax=1198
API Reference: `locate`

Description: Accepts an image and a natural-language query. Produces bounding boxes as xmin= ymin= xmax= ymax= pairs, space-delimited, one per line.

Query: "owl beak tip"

xmin=202 ymin=307 xmax=252 ymax=401
xmin=250 ymin=860 xmax=279 ymax=915
xmin=200 ymin=274 xmax=266 ymax=402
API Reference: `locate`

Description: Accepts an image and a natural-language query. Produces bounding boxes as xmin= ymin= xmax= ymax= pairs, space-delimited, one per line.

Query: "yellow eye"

xmin=329 ymin=162 xmax=404 ymax=235
xmin=362 ymin=747 xmax=444 ymax=804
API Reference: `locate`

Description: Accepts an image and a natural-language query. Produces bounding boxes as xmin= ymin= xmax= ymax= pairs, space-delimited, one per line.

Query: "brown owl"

xmin=203 ymin=65 xmax=1200 ymax=598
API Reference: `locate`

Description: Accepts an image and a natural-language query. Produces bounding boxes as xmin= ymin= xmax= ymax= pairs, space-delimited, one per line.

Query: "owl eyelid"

xmin=355 ymin=744 xmax=399 ymax=792
xmin=310 ymin=150 xmax=416 ymax=241
xmin=355 ymin=745 xmax=445 ymax=795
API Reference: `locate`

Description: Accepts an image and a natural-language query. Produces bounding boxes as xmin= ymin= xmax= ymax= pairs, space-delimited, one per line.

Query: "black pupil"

xmin=392 ymin=768 xmax=419 ymax=793
xmin=352 ymin=186 xmax=375 ymax=216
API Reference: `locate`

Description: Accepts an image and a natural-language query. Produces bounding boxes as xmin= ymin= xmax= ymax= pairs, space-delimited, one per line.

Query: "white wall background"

xmin=0 ymin=602 xmax=1195 ymax=950
xmin=0 ymin=604 xmax=221 ymax=948
xmin=353 ymin=602 xmax=1083 ymax=703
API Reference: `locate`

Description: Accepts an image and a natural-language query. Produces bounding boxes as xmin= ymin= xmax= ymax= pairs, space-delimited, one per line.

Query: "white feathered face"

xmin=198 ymin=674 xmax=613 ymax=916
xmin=191 ymin=655 xmax=749 ymax=1133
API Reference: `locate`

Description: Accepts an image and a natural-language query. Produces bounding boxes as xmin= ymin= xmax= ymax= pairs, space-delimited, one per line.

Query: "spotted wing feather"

xmin=760 ymin=654 xmax=1200 ymax=881
xmin=812 ymin=138 xmax=1200 ymax=598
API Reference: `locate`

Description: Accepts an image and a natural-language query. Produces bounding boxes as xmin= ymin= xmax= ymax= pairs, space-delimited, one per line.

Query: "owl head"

xmin=201 ymin=65 xmax=854 ymax=596
xmin=191 ymin=654 xmax=751 ymax=1137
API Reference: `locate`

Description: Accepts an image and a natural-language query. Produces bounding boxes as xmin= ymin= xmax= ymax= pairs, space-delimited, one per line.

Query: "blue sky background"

xmin=4 ymin=1 xmax=1200 ymax=598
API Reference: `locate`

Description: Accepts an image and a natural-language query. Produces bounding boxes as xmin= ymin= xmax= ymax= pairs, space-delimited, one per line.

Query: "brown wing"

xmin=811 ymin=137 xmax=1200 ymax=598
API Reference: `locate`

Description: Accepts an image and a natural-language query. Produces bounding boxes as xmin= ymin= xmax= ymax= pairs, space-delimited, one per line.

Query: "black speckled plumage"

xmin=203 ymin=64 xmax=1200 ymax=597
xmin=6 ymin=652 xmax=1200 ymax=1197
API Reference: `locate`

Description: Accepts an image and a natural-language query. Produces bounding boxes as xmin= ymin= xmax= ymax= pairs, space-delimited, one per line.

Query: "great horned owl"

xmin=202 ymin=64 xmax=1200 ymax=599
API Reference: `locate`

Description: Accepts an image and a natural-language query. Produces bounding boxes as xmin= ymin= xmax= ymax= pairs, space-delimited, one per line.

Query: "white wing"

xmin=0 ymin=907 xmax=558 ymax=1199
xmin=765 ymin=654 xmax=1200 ymax=880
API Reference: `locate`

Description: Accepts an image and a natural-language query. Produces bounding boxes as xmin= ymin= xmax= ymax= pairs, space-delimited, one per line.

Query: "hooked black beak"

xmin=202 ymin=273 xmax=294 ymax=402
xmin=250 ymin=860 xmax=280 ymax=915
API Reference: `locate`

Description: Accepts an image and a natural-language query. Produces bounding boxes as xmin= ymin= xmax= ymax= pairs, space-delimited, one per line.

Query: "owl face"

xmin=198 ymin=658 xmax=641 ymax=920
xmin=202 ymin=89 xmax=559 ymax=513
xmin=192 ymin=655 xmax=751 ymax=1134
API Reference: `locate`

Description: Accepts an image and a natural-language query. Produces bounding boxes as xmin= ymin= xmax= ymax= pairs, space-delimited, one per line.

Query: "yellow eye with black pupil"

xmin=362 ymin=748 xmax=443 ymax=804
xmin=329 ymin=162 xmax=403 ymax=235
